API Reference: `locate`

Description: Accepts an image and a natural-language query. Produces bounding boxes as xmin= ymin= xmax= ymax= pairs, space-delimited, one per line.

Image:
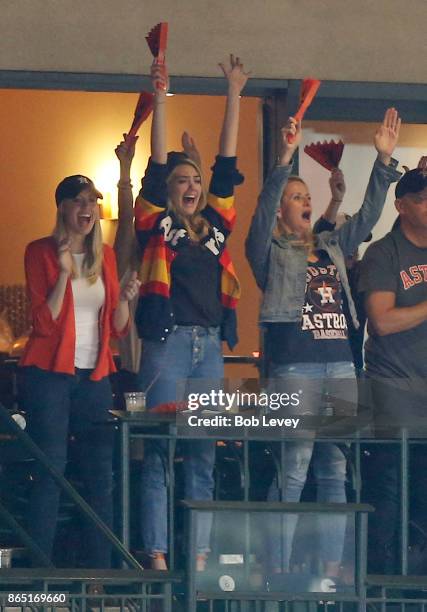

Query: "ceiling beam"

xmin=1 ymin=70 xmax=426 ymax=123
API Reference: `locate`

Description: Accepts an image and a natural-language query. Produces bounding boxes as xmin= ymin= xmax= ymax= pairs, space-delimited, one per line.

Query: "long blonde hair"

xmin=275 ymin=175 xmax=315 ymax=251
xmin=166 ymin=160 xmax=211 ymax=242
xmin=52 ymin=203 xmax=103 ymax=284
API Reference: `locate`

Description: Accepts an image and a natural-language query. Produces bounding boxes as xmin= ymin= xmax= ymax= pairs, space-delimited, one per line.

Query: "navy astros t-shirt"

xmin=266 ymin=251 xmax=352 ymax=364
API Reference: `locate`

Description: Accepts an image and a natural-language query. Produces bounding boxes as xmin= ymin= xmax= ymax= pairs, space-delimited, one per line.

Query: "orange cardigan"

xmin=20 ymin=237 xmax=127 ymax=381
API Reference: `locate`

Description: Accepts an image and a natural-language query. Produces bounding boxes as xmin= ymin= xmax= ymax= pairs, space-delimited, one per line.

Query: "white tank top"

xmin=71 ymin=253 xmax=105 ymax=369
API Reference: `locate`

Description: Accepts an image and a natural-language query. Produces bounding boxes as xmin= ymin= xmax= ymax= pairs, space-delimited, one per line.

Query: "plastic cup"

xmin=124 ymin=391 xmax=146 ymax=412
xmin=0 ymin=549 xmax=12 ymax=568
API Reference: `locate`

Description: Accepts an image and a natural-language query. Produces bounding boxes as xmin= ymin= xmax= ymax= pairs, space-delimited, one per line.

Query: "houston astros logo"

xmin=317 ymin=284 xmax=335 ymax=304
xmin=308 ymin=278 xmax=339 ymax=311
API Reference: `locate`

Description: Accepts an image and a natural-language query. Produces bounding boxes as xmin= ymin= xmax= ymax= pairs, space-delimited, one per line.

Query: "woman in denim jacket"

xmin=246 ymin=109 xmax=401 ymax=578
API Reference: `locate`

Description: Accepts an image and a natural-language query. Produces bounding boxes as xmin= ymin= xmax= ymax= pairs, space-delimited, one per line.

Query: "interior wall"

xmin=1 ymin=0 xmax=426 ymax=83
xmin=0 ymin=89 xmax=261 ymax=372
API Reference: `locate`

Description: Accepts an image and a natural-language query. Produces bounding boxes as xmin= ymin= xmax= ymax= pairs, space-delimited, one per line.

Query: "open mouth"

xmin=302 ymin=210 xmax=311 ymax=222
xmin=183 ymin=195 xmax=197 ymax=206
xmin=77 ymin=213 xmax=92 ymax=226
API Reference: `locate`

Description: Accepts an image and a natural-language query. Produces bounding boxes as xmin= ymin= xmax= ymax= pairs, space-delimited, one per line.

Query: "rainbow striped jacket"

xmin=134 ymin=156 xmax=241 ymax=349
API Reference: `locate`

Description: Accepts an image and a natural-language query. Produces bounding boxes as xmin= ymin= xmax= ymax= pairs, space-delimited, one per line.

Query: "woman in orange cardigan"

xmin=20 ymin=174 xmax=139 ymax=567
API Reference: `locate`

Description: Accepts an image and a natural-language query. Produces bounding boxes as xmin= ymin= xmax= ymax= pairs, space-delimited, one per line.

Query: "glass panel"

xmin=193 ymin=509 xmax=356 ymax=595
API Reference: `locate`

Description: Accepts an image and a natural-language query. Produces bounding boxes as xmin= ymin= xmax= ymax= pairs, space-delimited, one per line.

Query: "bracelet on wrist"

xmin=117 ymin=180 xmax=133 ymax=189
xmin=331 ymin=198 xmax=343 ymax=204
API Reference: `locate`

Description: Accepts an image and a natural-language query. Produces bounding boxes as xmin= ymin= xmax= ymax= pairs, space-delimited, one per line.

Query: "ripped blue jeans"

xmin=267 ymin=361 xmax=356 ymax=572
xmin=138 ymin=325 xmax=223 ymax=555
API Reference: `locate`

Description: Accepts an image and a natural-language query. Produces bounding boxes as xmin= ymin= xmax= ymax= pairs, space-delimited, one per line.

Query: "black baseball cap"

xmin=166 ymin=151 xmax=193 ymax=176
xmin=165 ymin=151 xmax=244 ymax=186
xmin=395 ymin=168 xmax=427 ymax=199
xmin=55 ymin=175 xmax=103 ymax=206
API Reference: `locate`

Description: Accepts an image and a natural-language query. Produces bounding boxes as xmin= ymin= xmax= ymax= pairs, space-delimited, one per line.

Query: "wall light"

xmin=100 ymin=191 xmax=117 ymax=220
xmin=95 ymin=159 xmax=119 ymax=220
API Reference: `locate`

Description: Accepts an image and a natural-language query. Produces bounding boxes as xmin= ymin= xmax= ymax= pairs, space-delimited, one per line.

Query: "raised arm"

xmin=374 ymin=107 xmax=401 ymax=167
xmin=336 ymin=108 xmax=402 ymax=256
xmin=278 ymin=116 xmax=301 ymax=166
xmin=218 ymin=54 xmax=250 ymax=157
xmin=245 ymin=118 xmax=299 ymax=288
xmin=321 ymin=168 xmax=346 ymax=223
xmin=150 ymin=60 xmax=168 ymax=164
xmin=134 ymin=61 xmax=170 ymax=252
xmin=114 ymin=134 xmax=138 ymax=279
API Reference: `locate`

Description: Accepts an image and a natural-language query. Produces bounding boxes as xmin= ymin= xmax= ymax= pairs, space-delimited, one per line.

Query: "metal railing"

xmin=113 ymin=411 xmax=427 ymax=585
xmin=0 ymin=401 xmax=143 ymax=571
xmin=0 ymin=568 xmax=181 ymax=611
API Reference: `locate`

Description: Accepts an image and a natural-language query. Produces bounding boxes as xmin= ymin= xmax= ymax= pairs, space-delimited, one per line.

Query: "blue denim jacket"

xmin=246 ymin=158 xmax=401 ymax=328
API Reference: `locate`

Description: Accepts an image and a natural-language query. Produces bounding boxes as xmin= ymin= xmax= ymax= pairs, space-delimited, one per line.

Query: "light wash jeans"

xmin=267 ymin=361 xmax=357 ymax=572
xmin=139 ymin=325 xmax=223 ymax=554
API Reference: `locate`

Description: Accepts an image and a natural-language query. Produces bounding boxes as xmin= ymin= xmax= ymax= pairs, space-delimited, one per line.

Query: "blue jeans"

xmin=19 ymin=366 xmax=114 ymax=568
xmin=139 ymin=325 xmax=223 ymax=554
xmin=267 ymin=361 xmax=356 ymax=571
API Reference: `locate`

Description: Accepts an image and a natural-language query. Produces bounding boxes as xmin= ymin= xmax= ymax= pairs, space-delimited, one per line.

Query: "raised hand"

xmin=119 ymin=271 xmax=141 ymax=302
xmin=115 ymin=134 xmax=138 ymax=166
xmin=57 ymin=239 xmax=73 ymax=276
xmin=182 ymin=131 xmax=202 ymax=168
xmin=278 ymin=117 xmax=301 ymax=165
xmin=374 ymin=107 xmax=401 ymax=165
xmin=218 ymin=54 xmax=250 ymax=157
xmin=219 ymin=54 xmax=250 ymax=96
xmin=329 ymin=168 xmax=346 ymax=202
